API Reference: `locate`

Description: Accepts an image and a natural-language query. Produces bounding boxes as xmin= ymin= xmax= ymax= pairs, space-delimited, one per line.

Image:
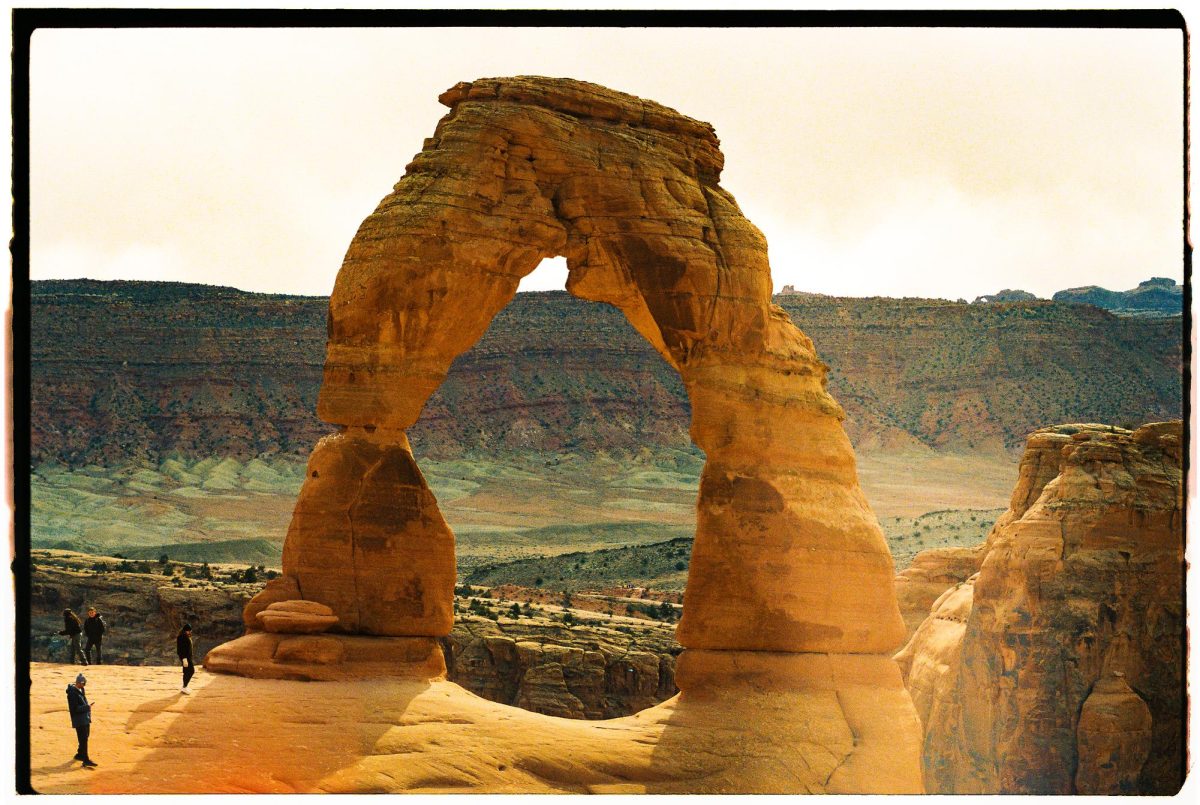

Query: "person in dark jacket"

xmin=176 ymin=624 xmax=195 ymax=694
xmin=58 ymin=609 xmax=88 ymax=666
xmin=83 ymin=607 xmax=106 ymax=665
xmin=65 ymin=673 xmax=97 ymax=767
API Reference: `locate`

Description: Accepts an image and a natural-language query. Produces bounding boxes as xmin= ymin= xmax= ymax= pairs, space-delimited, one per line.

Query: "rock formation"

xmin=441 ymin=618 xmax=678 ymax=720
xmin=895 ymin=421 xmax=1184 ymax=794
xmin=204 ymin=76 xmax=921 ymax=792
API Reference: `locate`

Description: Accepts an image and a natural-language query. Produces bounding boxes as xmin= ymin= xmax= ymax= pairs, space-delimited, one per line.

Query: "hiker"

xmin=65 ymin=673 xmax=97 ymax=768
xmin=83 ymin=607 xmax=106 ymax=665
xmin=176 ymin=623 xmax=195 ymax=694
xmin=58 ymin=609 xmax=88 ymax=666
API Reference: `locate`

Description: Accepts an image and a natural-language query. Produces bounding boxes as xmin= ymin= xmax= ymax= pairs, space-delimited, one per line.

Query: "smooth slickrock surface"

xmin=28 ymin=661 xmax=921 ymax=794
xmin=281 ymin=74 xmax=905 ymax=653
xmin=895 ymin=421 xmax=1184 ymax=794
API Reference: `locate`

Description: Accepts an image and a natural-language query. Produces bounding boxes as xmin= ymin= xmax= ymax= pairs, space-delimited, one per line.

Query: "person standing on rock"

xmin=176 ymin=623 xmax=195 ymax=694
xmin=65 ymin=673 xmax=97 ymax=768
xmin=58 ymin=609 xmax=87 ymax=666
xmin=83 ymin=607 xmax=106 ymax=665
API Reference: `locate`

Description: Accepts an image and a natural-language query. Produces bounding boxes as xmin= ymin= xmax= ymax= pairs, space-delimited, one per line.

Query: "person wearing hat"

xmin=65 ymin=673 xmax=97 ymax=767
xmin=83 ymin=607 xmax=106 ymax=665
xmin=58 ymin=609 xmax=87 ymax=666
xmin=176 ymin=623 xmax=195 ymax=694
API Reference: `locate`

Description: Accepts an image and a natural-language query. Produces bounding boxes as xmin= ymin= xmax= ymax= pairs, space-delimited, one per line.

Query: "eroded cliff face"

xmin=441 ymin=619 xmax=678 ymax=719
xmin=895 ymin=421 xmax=1184 ymax=794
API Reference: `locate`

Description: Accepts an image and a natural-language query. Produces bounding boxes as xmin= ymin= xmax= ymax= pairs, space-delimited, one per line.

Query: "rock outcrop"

xmin=895 ymin=421 xmax=1184 ymax=794
xmin=205 ymin=75 xmax=921 ymax=792
xmin=441 ymin=618 xmax=678 ymax=720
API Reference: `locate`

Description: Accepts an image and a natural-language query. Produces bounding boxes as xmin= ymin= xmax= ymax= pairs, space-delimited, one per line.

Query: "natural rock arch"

xmin=211 ymin=73 xmax=905 ymax=683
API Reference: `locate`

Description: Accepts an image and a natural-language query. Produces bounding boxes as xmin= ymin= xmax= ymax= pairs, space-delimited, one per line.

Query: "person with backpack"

xmin=58 ymin=609 xmax=87 ymax=666
xmin=65 ymin=672 xmax=97 ymax=767
xmin=176 ymin=623 xmax=195 ymax=694
xmin=83 ymin=607 xmax=106 ymax=665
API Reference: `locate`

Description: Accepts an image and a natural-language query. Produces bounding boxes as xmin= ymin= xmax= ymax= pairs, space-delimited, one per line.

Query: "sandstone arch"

xmin=281 ymin=76 xmax=906 ymax=652
xmin=203 ymin=75 xmax=922 ymax=793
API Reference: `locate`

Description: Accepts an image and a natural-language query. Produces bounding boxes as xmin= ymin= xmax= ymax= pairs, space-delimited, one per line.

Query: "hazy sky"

xmin=29 ymin=25 xmax=1184 ymax=298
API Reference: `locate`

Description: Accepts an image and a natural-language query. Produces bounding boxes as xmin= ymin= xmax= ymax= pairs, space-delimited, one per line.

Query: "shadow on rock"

xmin=124 ymin=693 xmax=184 ymax=732
xmin=91 ymin=673 xmax=429 ymax=794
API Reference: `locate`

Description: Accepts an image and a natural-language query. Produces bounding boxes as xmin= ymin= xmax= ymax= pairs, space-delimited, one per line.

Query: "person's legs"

xmin=182 ymin=663 xmax=195 ymax=689
xmin=85 ymin=638 xmax=96 ymax=665
xmin=74 ymin=724 xmax=89 ymax=761
xmin=71 ymin=634 xmax=88 ymax=665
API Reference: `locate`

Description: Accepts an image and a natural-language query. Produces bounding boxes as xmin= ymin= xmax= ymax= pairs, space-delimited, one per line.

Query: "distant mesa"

xmin=1053 ymin=276 xmax=1181 ymax=316
xmin=971 ymin=288 xmax=1039 ymax=304
xmin=200 ymin=74 xmax=923 ymax=793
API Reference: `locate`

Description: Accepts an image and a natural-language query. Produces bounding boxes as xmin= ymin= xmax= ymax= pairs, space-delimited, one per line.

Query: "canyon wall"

xmin=31 ymin=283 xmax=1181 ymax=466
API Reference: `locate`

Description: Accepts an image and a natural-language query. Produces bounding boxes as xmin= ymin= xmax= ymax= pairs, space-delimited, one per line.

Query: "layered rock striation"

xmin=31 ymin=281 xmax=1182 ymax=465
xmin=895 ymin=421 xmax=1184 ymax=794
xmin=206 ymin=76 xmax=921 ymax=792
